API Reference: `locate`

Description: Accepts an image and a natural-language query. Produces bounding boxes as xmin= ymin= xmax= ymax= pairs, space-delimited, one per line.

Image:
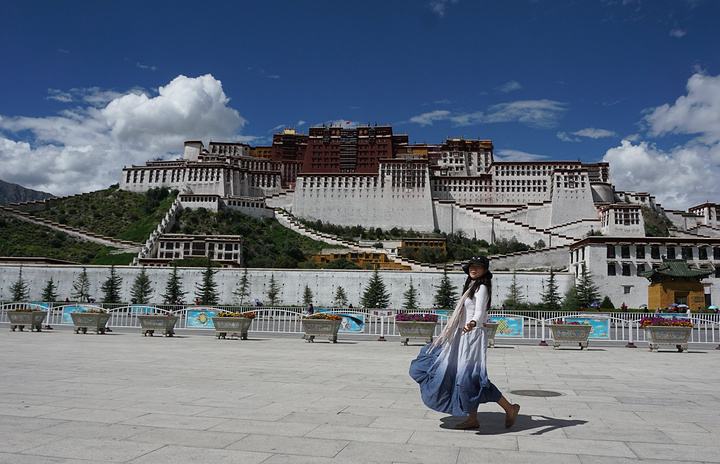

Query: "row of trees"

xmin=8 ymin=264 xmax=607 ymax=310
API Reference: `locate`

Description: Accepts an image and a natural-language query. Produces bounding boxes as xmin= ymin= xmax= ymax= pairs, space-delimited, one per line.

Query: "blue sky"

xmin=1 ymin=0 xmax=719 ymax=207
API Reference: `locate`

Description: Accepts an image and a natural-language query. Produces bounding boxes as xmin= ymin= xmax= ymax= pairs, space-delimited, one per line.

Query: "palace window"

xmin=681 ymin=246 xmax=693 ymax=260
xmin=651 ymin=245 xmax=660 ymax=259
xmin=606 ymin=245 xmax=615 ymax=259
xmin=621 ymin=246 xmax=630 ymax=259
xmin=607 ymin=263 xmax=616 ymax=276
xmin=699 ymin=247 xmax=708 ymax=260
xmin=621 ymin=263 xmax=631 ymax=276
xmin=636 ymin=245 xmax=645 ymax=259
xmin=667 ymin=247 xmax=676 ymax=259
xmin=636 ymin=263 xmax=646 ymax=275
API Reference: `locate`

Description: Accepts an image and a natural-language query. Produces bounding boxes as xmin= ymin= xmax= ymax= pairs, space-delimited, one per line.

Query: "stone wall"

xmin=0 ymin=264 xmax=575 ymax=308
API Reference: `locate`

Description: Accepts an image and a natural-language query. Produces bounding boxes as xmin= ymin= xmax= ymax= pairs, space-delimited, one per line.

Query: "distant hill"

xmin=0 ymin=179 xmax=54 ymax=204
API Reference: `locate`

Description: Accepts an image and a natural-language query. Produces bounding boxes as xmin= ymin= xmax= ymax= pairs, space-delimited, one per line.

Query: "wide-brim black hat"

xmin=462 ymin=255 xmax=490 ymax=274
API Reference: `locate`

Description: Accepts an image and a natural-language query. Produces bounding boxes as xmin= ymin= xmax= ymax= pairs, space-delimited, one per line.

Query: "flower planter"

xmin=484 ymin=322 xmax=499 ymax=348
xmin=8 ymin=311 xmax=47 ymax=332
xmin=212 ymin=317 xmax=253 ymax=340
xmin=396 ymin=321 xmax=437 ymax=346
xmin=302 ymin=318 xmax=342 ymax=343
xmin=70 ymin=312 xmax=111 ymax=334
xmin=138 ymin=314 xmax=178 ymax=337
xmin=645 ymin=326 xmax=692 ymax=352
xmin=549 ymin=324 xmax=592 ymax=350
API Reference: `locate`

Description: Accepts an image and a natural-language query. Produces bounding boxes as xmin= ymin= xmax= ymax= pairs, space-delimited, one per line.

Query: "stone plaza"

xmin=1 ymin=329 xmax=720 ymax=464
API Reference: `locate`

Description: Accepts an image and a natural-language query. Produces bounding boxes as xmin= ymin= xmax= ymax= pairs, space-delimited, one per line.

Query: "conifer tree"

xmin=576 ymin=265 xmax=600 ymax=308
xmin=302 ymin=285 xmax=313 ymax=306
xmin=195 ymin=260 xmax=219 ymax=305
xmin=433 ymin=268 xmax=457 ymax=310
xmin=540 ymin=269 xmax=561 ymax=311
xmin=503 ymin=271 xmax=524 ymax=309
xmin=101 ymin=265 xmax=123 ymax=304
xmin=599 ymin=295 xmax=615 ymax=309
xmin=266 ymin=274 xmax=281 ymax=306
xmin=403 ymin=279 xmax=419 ymax=310
xmin=361 ymin=269 xmax=390 ymax=308
xmin=333 ymin=286 xmax=348 ymax=307
xmin=41 ymin=277 xmax=58 ymax=302
xmin=562 ymin=285 xmax=579 ymax=311
xmin=130 ymin=267 xmax=154 ymax=304
xmin=10 ymin=268 xmax=30 ymax=302
xmin=233 ymin=267 xmax=251 ymax=305
xmin=162 ymin=265 xmax=186 ymax=305
xmin=71 ymin=267 xmax=91 ymax=303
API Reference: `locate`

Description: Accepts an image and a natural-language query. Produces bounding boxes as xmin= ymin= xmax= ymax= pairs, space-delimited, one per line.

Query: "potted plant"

xmin=640 ymin=317 xmax=693 ymax=352
xmin=71 ymin=308 xmax=111 ymax=334
xmin=302 ymin=313 xmax=342 ymax=343
xmin=212 ymin=311 xmax=255 ymax=340
xmin=137 ymin=313 xmax=178 ymax=337
xmin=395 ymin=313 xmax=438 ymax=346
xmin=548 ymin=320 xmax=592 ymax=350
xmin=483 ymin=321 xmax=499 ymax=348
xmin=7 ymin=306 xmax=47 ymax=332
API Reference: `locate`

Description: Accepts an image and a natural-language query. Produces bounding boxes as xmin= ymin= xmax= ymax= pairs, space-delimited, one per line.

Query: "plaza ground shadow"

xmin=439 ymin=412 xmax=587 ymax=435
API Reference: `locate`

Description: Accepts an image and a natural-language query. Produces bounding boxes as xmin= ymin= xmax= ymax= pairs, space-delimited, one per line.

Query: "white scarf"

xmin=430 ymin=285 xmax=475 ymax=350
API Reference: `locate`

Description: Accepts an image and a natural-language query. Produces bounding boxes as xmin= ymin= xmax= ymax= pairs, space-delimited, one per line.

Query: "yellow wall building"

xmin=641 ymin=259 xmax=712 ymax=311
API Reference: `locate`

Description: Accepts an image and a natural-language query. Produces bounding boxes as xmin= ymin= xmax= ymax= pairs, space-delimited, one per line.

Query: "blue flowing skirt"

xmin=409 ymin=328 xmax=501 ymax=416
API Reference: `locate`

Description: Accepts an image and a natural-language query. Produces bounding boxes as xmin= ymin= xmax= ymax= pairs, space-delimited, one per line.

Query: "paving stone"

xmin=126 ymin=445 xmax=271 ymax=464
xmin=227 ymin=434 xmax=348 ymax=457
xmin=20 ymin=437 xmax=162 ymax=462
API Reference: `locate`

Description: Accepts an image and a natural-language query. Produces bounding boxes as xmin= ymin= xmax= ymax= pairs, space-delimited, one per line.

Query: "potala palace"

xmin=4 ymin=124 xmax=720 ymax=308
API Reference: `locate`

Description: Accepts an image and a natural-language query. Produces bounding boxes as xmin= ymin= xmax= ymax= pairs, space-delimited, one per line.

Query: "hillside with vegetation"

xmin=642 ymin=206 xmax=673 ymax=237
xmin=0 ymin=215 xmax=135 ymax=265
xmin=169 ymin=209 xmax=330 ymax=268
xmin=297 ymin=219 xmax=535 ymax=263
xmin=24 ymin=186 xmax=176 ymax=243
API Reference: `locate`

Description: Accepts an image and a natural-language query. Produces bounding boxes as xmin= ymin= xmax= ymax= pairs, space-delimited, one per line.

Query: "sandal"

xmin=505 ymin=404 xmax=520 ymax=428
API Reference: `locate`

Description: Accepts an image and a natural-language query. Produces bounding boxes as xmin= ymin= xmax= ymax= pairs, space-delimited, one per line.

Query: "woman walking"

xmin=410 ymin=256 xmax=520 ymax=429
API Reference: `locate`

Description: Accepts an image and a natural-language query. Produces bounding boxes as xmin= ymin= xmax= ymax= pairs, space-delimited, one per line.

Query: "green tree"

xmin=195 ymin=260 xmax=219 ymax=305
xmin=576 ymin=265 xmax=600 ymax=308
xmin=266 ymin=274 xmax=281 ymax=306
xmin=503 ymin=271 xmax=524 ymax=309
xmin=302 ymin=284 xmax=313 ymax=306
xmin=41 ymin=277 xmax=58 ymax=302
xmin=162 ymin=265 xmax=186 ymax=305
xmin=562 ymin=285 xmax=579 ymax=311
xmin=233 ymin=267 xmax=251 ymax=304
xmin=101 ymin=265 xmax=123 ymax=303
xmin=403 ymin=279 xmax=419 ymax=310
xmin=333 ymin=286 xmax=348 ymax=307
xmin=540 ymin=269 xmax=561 ymax=311
xmin=361 ymin=269 xmax=390 ymax=308
xmin=599 ymin=295 xmax=615 ymax=309
xmin=10 ymin=268 xmax=30 ymax=301
xmin=433 ymin=268 xmax=457 ymax=310
xmin=130 ymin=267 xmax=154 ymax=304
xmin=71 ymin=267 xmax=91 ymax=303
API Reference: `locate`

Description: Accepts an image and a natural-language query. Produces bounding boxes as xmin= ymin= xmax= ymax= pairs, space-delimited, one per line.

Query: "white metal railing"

xmin=1 ymin=302 xmax=719 ymax=347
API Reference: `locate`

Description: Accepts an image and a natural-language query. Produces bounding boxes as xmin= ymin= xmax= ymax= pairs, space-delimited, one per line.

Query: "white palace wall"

xmin=0 ymin=264 xmax=574 ymax=308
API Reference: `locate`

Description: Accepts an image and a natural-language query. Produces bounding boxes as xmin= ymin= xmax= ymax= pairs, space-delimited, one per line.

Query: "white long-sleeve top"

xmin=463 ymin=283 xmax=489 ymax=325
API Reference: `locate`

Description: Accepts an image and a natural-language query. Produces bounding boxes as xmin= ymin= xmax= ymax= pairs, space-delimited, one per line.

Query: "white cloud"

xmin=603 ymin=72 xmax=720 ymax=209
xmin=409 ymin=100 xmax=566 ymax=129
xmin=45 ymin=87 xmax=135 ymax=106
xmin=0 ymin=74 xmax=248 ymax=195
xmin=429 ymin=0 xmax=458 ymax=17
xmin=496 ymin=80 xmax=522 ymax=93
xmin=495 ymin=149 xmax=549 ymax=161
xmin=297 ymin=120 xmax=306 ymax=126
xmin=409 ymin=110 xmax=451 ymax=126
xmin=645 ymin=72 xmax=720 ymax=143
xmin=669 ymin=28 xmax=687 ymax=38
xmin=557 ymin=127 xmax=617 ymax=142
xmin=47 ymin=89 xmax=73 ymax=103
xmin=136 ymin=61 xmax=157 ymax=71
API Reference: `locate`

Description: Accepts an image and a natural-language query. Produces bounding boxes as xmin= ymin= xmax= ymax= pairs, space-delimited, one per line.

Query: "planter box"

xmin=484 ymin=322 xmax=499 ymax=348
xmin=8 ymin=311 xmax=47 ymax=332
xmin=549 ymin=324 xmax=592 ymax=350
xmin=645 ymin=326 xmax=692 ymax=352
xmin=302 ymin=318 xmax=341 ymax=343
xmin=71 ymin=312 xmax=111 ymax=334
xmin=212 ymin=317 xmax=253 ymax=340
xmin=396 ymin=321 xmax=437 ymax=346
xmin=138 ymin=315 xmax=178 ymax=337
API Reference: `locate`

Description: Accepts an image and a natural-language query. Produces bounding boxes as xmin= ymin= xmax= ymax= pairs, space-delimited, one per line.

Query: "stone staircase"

xmin=0 ymin=204 xmax=141 ymax=252
xmin=133 ymin=187 xmax=189 ymax=265
xmin=451 ymin=202 xmax=577 ymax=246
xmin=273 ymin=208 xmax=443 ymax=272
